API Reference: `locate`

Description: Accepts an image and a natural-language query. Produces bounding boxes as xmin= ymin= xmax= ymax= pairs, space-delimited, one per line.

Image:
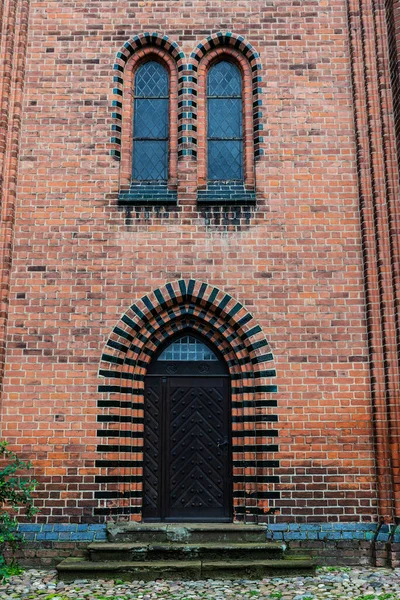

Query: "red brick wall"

xmin=0 ymin=0 xmax=398 ymax=525
xmin=0 ymin=0 xmax=31 ymax=407
xmin=386 ymin=0 xmax=400 ymax=168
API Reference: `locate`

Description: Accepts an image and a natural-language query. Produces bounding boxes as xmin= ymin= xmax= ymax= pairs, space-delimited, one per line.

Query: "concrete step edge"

xmin=88 ymin=541 xmax=286 ymax=551
xmin=284 ymin=554 xmax=315 ymax=561
xmin=107 ymin=523 xmax=267 ymax=531
xmin=57 ymin=558 xmax=201 ymax=571
xmin=203 ymin=559 xmax=315 ymax=568
xmin=57 ymin=557 xmax=315 ymax=571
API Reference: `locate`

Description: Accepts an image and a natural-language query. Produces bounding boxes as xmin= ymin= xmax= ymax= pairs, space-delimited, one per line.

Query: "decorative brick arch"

xmin=190 ymin=32 xmax=264 ymax=160
xmin=109 ymin=32 xmax=264 ymax=169
xmin=110 ymin=33 xmax=185 ymax=162
xmin=97 ymin=280 xmax=279 ymax=522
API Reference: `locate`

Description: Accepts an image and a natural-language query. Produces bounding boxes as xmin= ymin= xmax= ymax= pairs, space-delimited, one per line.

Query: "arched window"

xmin=207 ymin=61 xmax=243 ymax=181
xmin=118 ymin=48 xmax=179 ymax=203
xmin=132 ymin=61 xmax=169 ymax=181
xmin=197 ymin=49 xmax=256 ymax=203
xmin=158 ymin=335 xmax=218 ymax=361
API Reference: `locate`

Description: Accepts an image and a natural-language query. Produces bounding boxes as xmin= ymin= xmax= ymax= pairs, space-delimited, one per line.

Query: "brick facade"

xmin=0 ymin=0 xmax=400 ymax=565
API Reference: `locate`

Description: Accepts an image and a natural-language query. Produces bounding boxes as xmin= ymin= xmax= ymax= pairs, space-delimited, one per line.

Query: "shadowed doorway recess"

xmin=143 ymin=333 xmax=232 ymax=522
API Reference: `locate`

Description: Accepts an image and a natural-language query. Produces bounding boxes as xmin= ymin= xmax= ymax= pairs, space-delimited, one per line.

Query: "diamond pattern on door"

xmin=143 ymin=375 xmax=231 ymax=521
xmin=142 ymin=382 xmax=162 ymax=519
xmin=169 ymin=385 xmax=225 ymax=513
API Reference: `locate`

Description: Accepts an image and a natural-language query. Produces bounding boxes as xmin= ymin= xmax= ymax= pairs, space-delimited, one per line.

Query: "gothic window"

xmin=207 ymin=61 xmax=243 ymax=181
xmin=132 ymin=61 xmax=169 ymax=181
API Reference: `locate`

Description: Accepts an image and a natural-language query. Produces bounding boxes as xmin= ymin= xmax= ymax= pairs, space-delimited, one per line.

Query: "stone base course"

xmin=8 ymin=522 xmax=400 ymax=568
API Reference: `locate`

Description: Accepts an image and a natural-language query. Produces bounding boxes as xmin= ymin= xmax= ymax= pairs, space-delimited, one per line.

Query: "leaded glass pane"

xmin=158 ymin=336 xmax=218 ymax=361
xmin=207 ymin=61 xmax=243 ymax=182
xmin=208 ymin=61 xmax=241 ymax=97
xmin=132 ymin=140 xmax=168 ymax=180
xmin=208 ymin=98 xmax=242 ymax=139
xmin=132 ymin=61 xmax=169 ymax=181
xmin=135 ymin=61 xmax=168 ymax=97
xmin=134 ymin=99 xmax=168 ymax=138
xmin=208 ymin=140 xmax=243 ymax=180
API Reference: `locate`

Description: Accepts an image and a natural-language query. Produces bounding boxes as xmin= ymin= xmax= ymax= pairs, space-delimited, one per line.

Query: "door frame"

xmin=142 ymin=331 xmax=233 ymax=522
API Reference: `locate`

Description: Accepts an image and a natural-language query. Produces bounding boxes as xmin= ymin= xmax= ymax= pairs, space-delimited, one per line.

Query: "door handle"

xmin=217 ymin=437 xmax=228 ymax=448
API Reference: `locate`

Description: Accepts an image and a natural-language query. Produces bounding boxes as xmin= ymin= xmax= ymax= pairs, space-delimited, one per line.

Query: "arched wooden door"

xmin=143 ymin=333 xmax=232 ymax=522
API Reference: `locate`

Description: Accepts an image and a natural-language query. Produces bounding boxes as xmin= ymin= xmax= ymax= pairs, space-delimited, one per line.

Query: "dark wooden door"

xmin=143 ymin=372 xmax=231 ymax=522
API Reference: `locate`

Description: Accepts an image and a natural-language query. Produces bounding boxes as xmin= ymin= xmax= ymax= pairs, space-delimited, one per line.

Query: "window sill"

xmin=118 ymin=182 xmax=177 ymax=205
xmin=197 ymin=183 xmax=256 ymax=205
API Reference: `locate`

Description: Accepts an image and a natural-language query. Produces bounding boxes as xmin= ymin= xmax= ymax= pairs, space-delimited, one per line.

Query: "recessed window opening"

xmin=158 ymin=335 xmax=218 ymax=361
xmin=132 ymin=61 xmax=169 ymax=181
xmin=207 ymin=61 xmax=243 ymax=182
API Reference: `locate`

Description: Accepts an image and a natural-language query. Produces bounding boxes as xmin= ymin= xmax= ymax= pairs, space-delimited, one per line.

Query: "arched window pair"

xmin=131 ymin=59 xmax=244 ymax=185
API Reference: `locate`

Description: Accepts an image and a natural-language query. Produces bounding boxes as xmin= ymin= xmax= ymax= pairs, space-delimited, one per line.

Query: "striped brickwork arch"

xmin=110 ymin=33 xmax=186 ymax=161
xmin=190 ymin=32 xmax=265 ymax=159
xmin=110 ymin=32 xmax=264 ymax=163
xmin=97 ymin=280 xmax=279 ymax=521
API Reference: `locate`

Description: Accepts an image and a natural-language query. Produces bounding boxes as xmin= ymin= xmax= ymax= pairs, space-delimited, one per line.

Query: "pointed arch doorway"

xmin=143 ymin=332 xmax=232 ymax=522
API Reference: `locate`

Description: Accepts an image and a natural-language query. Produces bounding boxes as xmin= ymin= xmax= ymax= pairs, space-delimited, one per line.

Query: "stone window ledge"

xmin=118 ymin=182 xmax=177 ymax=205
xmin=197 ymin=183 xmax=256 ymax=205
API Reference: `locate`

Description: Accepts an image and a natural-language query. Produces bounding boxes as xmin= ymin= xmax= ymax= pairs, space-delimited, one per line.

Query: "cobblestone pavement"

xmin=0 ymin=567 xmax=399 ymax=599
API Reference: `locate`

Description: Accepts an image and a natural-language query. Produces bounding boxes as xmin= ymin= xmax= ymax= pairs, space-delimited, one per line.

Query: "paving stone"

xmin=1 ymin=566 xmax=400 ymax=599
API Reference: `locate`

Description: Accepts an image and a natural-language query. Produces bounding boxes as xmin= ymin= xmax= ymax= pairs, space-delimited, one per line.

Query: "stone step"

xmin=88 ymin=541 xmax=286 ymax=562
xmin=57 ymin=556 xmax=316 ymax=582
xmin=107 ymin=522 xmax=268 ymax=544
